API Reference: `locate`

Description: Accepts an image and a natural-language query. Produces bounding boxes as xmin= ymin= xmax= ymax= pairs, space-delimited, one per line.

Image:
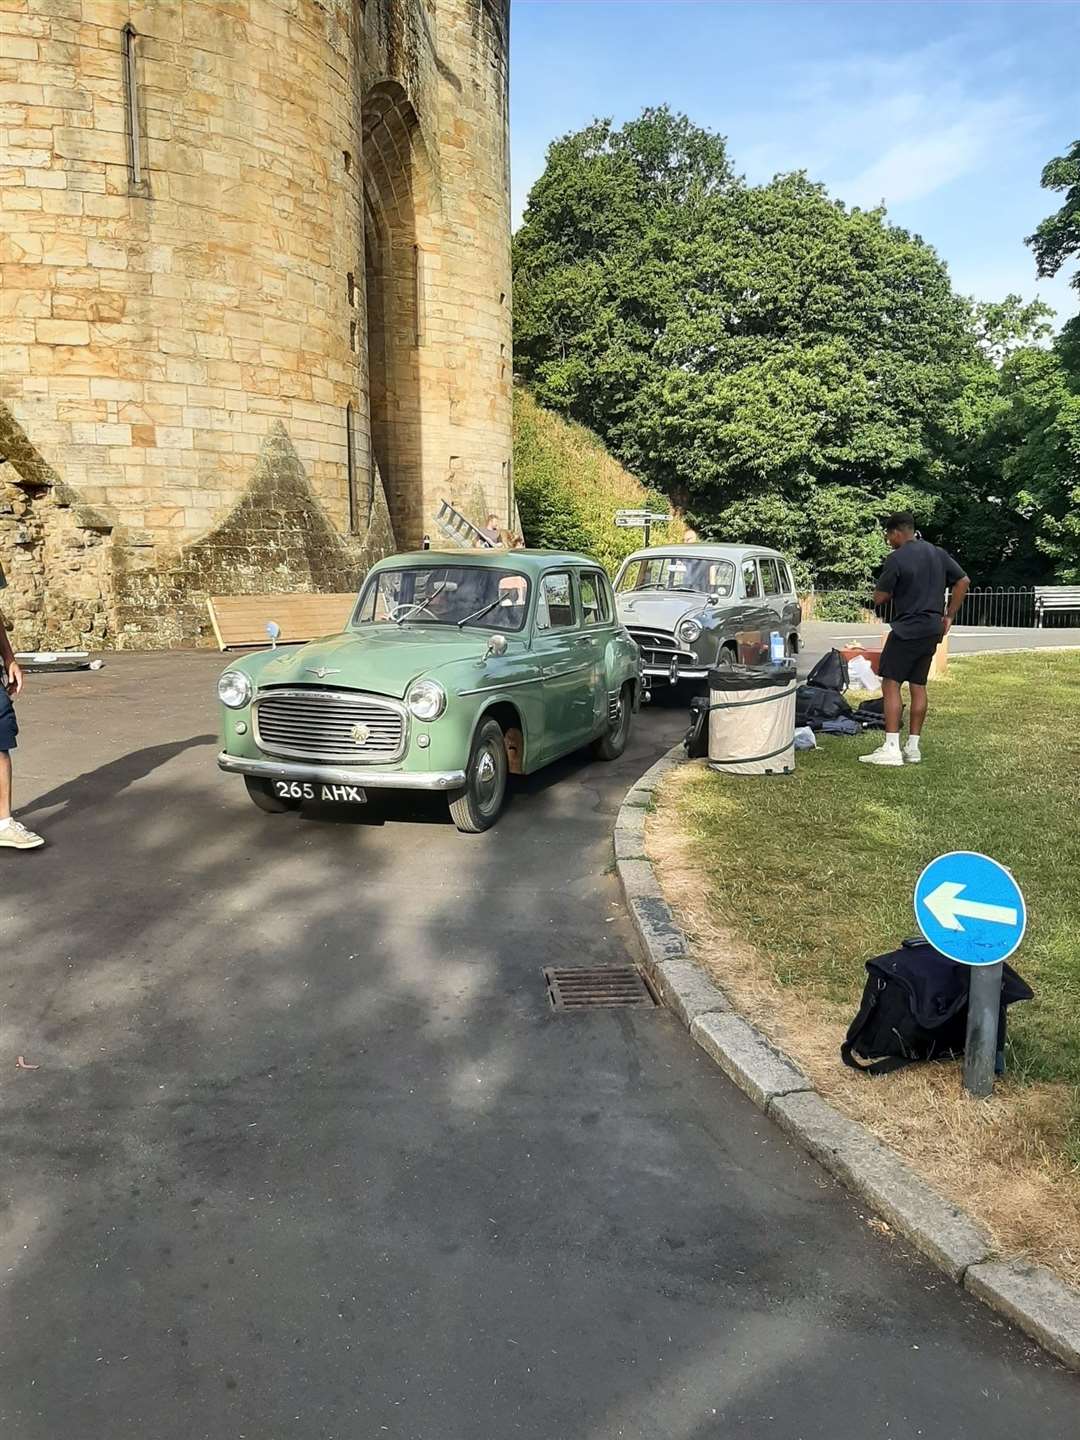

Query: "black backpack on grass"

xmin=842 ymin=939 xmax=1033 ymax=1076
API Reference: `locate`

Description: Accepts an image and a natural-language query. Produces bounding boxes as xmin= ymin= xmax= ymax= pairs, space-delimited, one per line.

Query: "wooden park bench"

xmin=207 ymin=592 xmax=356 ymax=651
xmin=1034 ymin=586 xmax=1080 ymax=627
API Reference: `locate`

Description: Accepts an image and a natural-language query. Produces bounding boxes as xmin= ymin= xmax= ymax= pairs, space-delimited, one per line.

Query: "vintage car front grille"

xmin=253 ymin=688 xmax=407 ymax=765
xmin=627 ymin=628 xmax=697 ymax=670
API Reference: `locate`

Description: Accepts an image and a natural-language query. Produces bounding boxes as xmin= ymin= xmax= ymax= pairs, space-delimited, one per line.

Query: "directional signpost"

xmin=614 ymin=509 xmax=672 ymax=548
xmin=914 ymin=851 xmax=1027 ymax=1097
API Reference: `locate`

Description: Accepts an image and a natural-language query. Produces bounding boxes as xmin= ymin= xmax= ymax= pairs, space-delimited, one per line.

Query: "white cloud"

xmin=838 ymin=100 xmax=1026 ymax=209
xmin=737 ymin=42 xmax=1040 ymax=212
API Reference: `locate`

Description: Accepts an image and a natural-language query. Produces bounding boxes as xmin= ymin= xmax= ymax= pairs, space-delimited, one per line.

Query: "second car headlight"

xmin=677 ymin=617 xmax=704 ymax=645
xmin=218 ymin=670 xmax=252 ymax=709
xmin=406 ymin=679 xmax=447 ymax=721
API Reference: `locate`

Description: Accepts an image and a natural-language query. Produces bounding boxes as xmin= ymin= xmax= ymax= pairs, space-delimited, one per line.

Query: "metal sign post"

xmin=914 ymin=851 xmax=1027 ymax=1098
xmin=614 ymin=509 xmax=672 ymax=549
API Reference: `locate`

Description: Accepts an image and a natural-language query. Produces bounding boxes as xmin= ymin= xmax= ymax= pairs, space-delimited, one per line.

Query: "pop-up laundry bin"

xmin=707 ymin=662 xmax=798 ymax=776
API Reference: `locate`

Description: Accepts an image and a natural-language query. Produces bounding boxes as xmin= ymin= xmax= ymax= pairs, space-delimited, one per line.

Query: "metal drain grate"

xmin=544 ymin=965 xmax=657 ymax=1011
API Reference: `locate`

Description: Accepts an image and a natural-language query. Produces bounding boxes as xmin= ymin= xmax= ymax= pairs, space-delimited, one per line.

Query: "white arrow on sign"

xmin=923 ymin=881 xmax=1019 ymax=933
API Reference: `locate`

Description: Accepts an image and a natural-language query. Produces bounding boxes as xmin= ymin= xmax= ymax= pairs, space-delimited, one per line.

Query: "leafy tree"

xmin=999 ymin=350 xmax=1080 ymax=582
xmin=514 ymin=112 xmax=977 ymax=588
xmin=971 ymin=294 xmax=1055 ymax=366
xmin=1027 ymin=140 xmax=1080 ymax=294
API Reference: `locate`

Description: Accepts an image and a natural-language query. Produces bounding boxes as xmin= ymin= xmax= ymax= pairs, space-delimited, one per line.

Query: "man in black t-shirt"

xmin=859 ymin=513 xmax=969 ymax=768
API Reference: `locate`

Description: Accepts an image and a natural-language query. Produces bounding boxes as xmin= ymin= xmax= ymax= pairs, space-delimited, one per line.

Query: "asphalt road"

xmin=1 ymin=649 xmax=1077 ymax=1439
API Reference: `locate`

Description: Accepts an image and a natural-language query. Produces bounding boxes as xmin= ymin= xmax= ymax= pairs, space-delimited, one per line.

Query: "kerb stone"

xmin=690 ymin=1011 xmax=811 ymax=1109
xmin=651 ymin=959 xmax=729 ymax=1027
xmin=965 ymin=1260 xmax=1080 ymax=1371
xmin=771 ymin=1091 xmax=993 ymax=1282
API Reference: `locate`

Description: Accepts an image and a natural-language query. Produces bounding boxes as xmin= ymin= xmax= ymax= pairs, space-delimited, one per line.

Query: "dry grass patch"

xmin=648 ymin=653 xmax=1080 ymax=1284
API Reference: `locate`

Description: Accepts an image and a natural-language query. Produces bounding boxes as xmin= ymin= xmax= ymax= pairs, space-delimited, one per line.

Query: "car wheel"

xmin=717 ymin=643 xmax=737 ymax=668
xmin=449 ymin=718 xmax=508 ymax=833
xmin=244 ymin=776 xmax=300 ymax=813
xmin=593 ymin=682 xmax=633 ymax=761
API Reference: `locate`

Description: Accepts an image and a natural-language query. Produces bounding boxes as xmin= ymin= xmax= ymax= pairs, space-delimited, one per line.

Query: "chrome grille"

xmin=628 ymin=628 xmax=696 ymax=670
xmin=254 ymin=688 xmax=407 ymax=764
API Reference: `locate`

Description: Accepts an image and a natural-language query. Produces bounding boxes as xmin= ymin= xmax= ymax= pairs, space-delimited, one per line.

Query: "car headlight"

xmin=677 ymin=617 xmax=703 ymax=645
xmin=218 ymin=670 xmax=253 ymax=709
xmin=406 ymin=679 xmax=447 ymax=721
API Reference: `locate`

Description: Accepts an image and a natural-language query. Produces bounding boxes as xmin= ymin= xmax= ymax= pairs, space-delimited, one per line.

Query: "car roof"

xmin=618 ymin=543 xmax=788 ymax=564
xmin=374 ymin=548 xmax=600 ymax=575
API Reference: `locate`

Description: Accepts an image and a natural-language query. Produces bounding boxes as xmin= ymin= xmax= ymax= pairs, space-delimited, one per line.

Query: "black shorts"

xmin=879 ymin=633 xmax=939 ymax=686
xmin=0 ymin=686 xmax=17 ymax=752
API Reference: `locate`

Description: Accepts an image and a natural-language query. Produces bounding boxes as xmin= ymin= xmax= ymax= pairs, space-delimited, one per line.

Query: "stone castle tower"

xmin=0 ymin=0 xmax=512 ymax=647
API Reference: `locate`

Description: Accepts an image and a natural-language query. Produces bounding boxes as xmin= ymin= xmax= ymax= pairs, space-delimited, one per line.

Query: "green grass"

xmin=671 ymin=653 xmax=1080 ymax=1111
xmin=512 ymin=388 xmax=681 ymax=573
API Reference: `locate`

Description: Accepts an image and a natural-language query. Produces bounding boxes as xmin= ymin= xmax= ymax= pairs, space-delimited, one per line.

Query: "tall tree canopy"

xmin=515 ymin=110 xmax=976 ymax=586
xmin=514 ymin=111 xmax=1080 ymax=589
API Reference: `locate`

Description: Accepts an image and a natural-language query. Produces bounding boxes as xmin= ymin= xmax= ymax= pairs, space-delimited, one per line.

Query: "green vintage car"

xmin=216 ymin=550 xmax=642 ymax=832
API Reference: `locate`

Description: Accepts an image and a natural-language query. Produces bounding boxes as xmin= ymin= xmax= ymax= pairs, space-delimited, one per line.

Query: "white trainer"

xmin=903 ymin=745 xmax=922 ymax=765
xmin=859 ymin=746 xmax=904 ymax=767
xmin=0 ymin=819 xmax=45 ymax=850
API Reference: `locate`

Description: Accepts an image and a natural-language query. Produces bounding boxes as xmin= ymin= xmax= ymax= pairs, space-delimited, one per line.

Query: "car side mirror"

xmin=707 ymin=593 xmax=720 ymax=605
xmin=266 ymin=621 xmax=280 ymax=649
xmin=483 ymin=633 xmax=508 ymax=661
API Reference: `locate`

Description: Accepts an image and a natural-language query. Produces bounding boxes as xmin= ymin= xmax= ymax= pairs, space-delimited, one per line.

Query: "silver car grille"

xmin=627 ymin=628 xmax=697 ymax=669
xmin=254 ymin=688 xmax=407 ymax=764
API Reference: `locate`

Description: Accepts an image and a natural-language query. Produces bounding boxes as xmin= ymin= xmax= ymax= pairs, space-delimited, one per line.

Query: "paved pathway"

xmin=0 ymin=652 xmax=1076 ymax=1438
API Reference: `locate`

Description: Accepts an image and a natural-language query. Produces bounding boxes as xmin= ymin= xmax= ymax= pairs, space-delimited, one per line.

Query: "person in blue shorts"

xmin=0 ymin=563 xmax=44 ymax=850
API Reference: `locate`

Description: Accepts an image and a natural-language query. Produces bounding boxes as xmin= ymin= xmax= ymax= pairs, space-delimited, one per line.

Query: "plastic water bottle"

xmin=769 ymin=630 xmax=785 ymax=664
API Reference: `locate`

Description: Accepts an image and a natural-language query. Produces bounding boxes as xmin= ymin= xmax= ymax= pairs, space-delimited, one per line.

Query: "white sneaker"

xmin=0 ymin=819 xmax=45 ymax=850
xmin=859 ymin=746 xmax=904 ymax=767
xmin=903 ymin=745 xmax=922 ymax=765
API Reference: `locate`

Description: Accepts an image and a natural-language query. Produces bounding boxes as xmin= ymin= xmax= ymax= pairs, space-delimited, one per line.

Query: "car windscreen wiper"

xmin=396 ymin=580 xmax=448 ymax=624
xmin=457 ymin=596 xmax=505 ymax=628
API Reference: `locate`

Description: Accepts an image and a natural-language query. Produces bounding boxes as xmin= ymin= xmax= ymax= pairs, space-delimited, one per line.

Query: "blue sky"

xmin=510 ymin=1 xmax=1080 ymax=323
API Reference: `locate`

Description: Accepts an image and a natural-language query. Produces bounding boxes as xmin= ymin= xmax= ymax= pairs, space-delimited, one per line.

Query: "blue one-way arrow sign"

xmin=915 ymin=851 xmax=1026 ymax=966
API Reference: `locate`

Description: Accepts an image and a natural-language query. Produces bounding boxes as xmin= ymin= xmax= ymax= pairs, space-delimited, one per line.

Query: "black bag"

xmin=842 ymin=939 xmax=1034 ymax=1076
xmin=807 ymin=648 xmax=849 ymax=692
xmin=684 ymin=695 xmax=709 ymax=758
xmin=854 ymin=697 xmax=905 ymax=731
xmin=795 ymin=684 xmax=852 ymax=729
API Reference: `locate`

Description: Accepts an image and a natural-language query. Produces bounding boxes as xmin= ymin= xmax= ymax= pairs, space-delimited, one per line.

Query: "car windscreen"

xmin=616 ymin=556 xmax=735 ymax=597
xmin=352 ymin=565 xmax=530 ymax=631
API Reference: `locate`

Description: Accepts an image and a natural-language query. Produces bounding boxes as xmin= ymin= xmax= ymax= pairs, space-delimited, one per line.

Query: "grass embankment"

xmin=513 ymin=388 xmax=680 ymax=572
xmin=650 ymin=651 xmax=1080 ymax=1282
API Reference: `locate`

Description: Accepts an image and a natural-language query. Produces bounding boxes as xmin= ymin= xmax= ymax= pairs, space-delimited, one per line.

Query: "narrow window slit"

xmin=122 ymin=23 xmax=143 ymax=187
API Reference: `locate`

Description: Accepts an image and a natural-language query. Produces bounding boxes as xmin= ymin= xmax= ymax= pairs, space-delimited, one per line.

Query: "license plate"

xmin=273 ymin=781 xmax=367 ymax=804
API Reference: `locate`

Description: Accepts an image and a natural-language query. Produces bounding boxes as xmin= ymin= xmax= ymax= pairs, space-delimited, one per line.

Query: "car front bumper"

xmin=641 ymin=662 xmax=708 ymax=681
xmin=217 ymin=752 xmax=467 ymax=791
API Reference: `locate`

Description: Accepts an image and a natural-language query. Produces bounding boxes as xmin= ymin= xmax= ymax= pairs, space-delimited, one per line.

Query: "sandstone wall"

xmin=0 ymin=0 xmax=513 ymax=646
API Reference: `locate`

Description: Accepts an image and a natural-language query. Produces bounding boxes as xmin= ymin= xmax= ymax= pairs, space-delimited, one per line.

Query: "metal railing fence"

xmin=802 ymin=586 xmax=1068 ymax=629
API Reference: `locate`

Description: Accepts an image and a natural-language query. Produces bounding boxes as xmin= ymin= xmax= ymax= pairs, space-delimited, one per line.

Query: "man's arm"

xmin=873 ymin=552 xmax=898 ymax=610
xmin=0 ymin=614 xmax=21 ymax=697
xmin=942 ymin=573 xmax=970 ymax=635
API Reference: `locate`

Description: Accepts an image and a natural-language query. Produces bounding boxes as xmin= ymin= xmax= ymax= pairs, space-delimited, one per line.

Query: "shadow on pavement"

xmin=0 ymin=663 xmax=1076 ymax=1440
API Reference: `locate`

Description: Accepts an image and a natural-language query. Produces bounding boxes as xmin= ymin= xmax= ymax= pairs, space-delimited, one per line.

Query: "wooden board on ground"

xmin=207 ymin=593 xmax=356 ymax=651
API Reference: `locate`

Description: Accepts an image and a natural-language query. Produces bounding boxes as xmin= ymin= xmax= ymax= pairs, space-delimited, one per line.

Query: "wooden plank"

xmin=207 ymin=593 xmax=356 ymax=651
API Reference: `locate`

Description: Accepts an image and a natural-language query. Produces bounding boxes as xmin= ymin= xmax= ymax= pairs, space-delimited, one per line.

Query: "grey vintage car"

xmin=613 ymin=544 xmax=802 ymax=685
